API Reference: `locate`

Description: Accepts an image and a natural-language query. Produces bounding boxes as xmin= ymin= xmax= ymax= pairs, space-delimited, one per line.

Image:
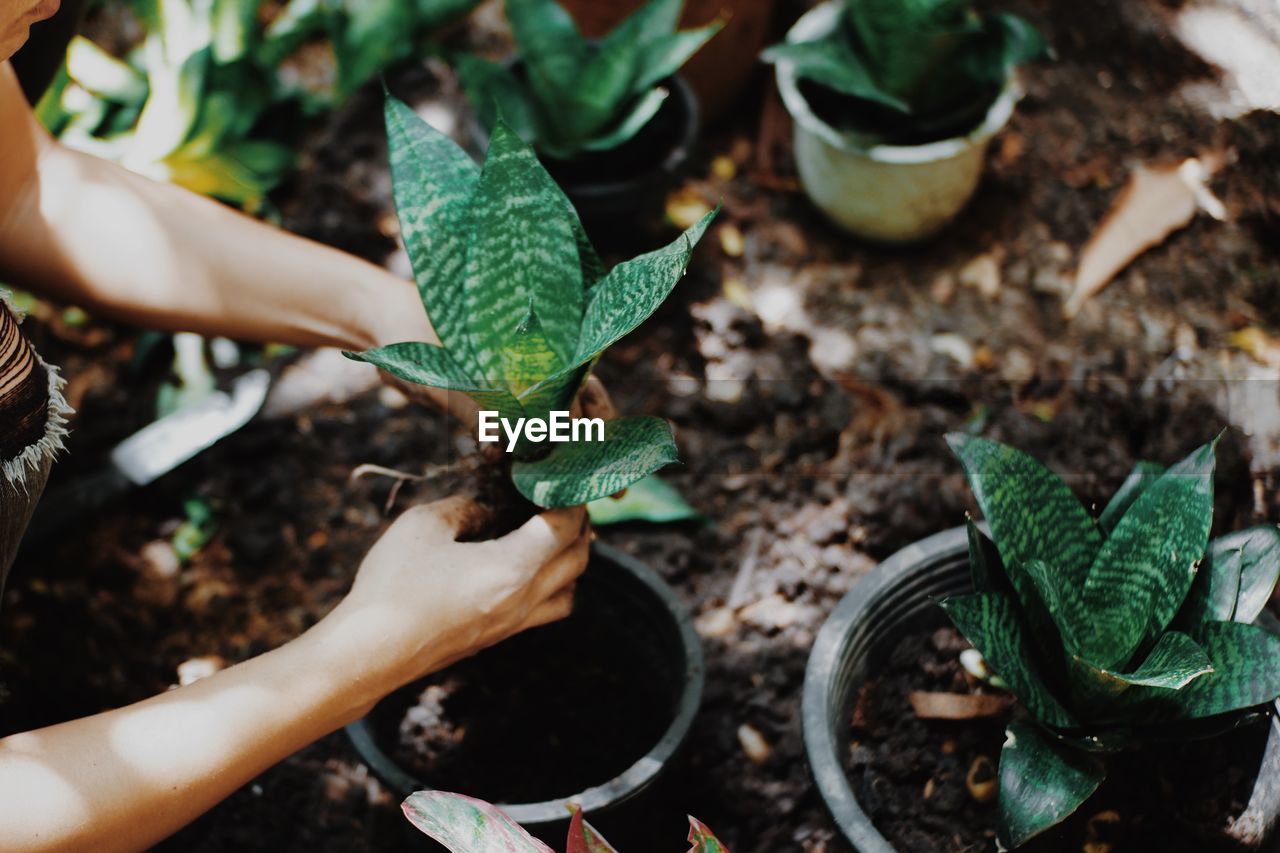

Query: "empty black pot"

xmin=802 ymin=526 xmax=1280 ymax=851
xmin=346 ymin=541 xmax=704 ymax=838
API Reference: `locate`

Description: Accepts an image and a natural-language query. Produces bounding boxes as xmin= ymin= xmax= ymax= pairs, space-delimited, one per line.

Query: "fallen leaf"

xmin=719 ymin=223 xmax=746 ymax=258
xmin=737 ymin=723 xmax=772 ymax=764
xmin=908 ymin=691 xmax=1012 ymax=720
xmin=666 ymin=187 xmax=713 ymax=230
xmin=959 ymin=251 xmax=1003 ymax=298
xmin=1065 ymin=157 xmax=1226 ymax=318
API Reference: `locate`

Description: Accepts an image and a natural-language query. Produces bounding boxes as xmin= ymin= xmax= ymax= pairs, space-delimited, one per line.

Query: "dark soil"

xmin=852 ymin=625 xmax=1268 ymax=852
xmin=3 ymin=0 xmax=1280 ymax=851
xmin=373 ymin=588 xmax=673 ymax=805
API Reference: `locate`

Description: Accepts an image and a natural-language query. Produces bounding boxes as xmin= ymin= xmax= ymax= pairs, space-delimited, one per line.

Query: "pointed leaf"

xmin=1069 ymin=631 xmax=1213 ymax=706
xmin=511 ymin=416 xmax=678 ymax=508
xmin=1098 ymin=461 xmax=1165 ymax=533
xmin=506 ymin=0 xmax=588 ymax=121
xmin=465 ymin=123 xmax=583 ymax=375
xmin=1082 ymin=441 xmax=1216 ymax=668
xmin=634 ymin=25 xmax=723 ymax=93
xmin=946 ymin=434 xmax=1102 ymax=634
xmin=455 ymin=54 xmax=541 ymax=144
xmin=998 ymin=721 xmax=1105 ymax=849
xmin=566 ymin=805 xmax=619 ymax=853
xmin=687 ymin=816 xmax=730 ymax=853
xmin=966 ymin=517 xmax=1007 ymax=594
xmin=587 ymin=474 xmax=701 ymax=526
xmin=938 ymin=592 xmax=1076 ymax=728
xmin=762 ymin=38 xmax=909 ymax=112
xmin=1182 ymin=526 xmax=1280 ymax=626
xmin=402 ymin=791 xmax=554 ymax=852
xmin=1021 ymin=559 xmax=1086 ymax=657
xmin=580 ymin=86 xmax=669 ymax=152
xmin=500 ymin=306 xmax=563 ymax=396
xmin=1140 ymin=621 xmax=1280 ymax=720
xmin=384 ymin=95 xmax=484 ymax=377
xmin=347 ymin=342 xmax=522 ymax=419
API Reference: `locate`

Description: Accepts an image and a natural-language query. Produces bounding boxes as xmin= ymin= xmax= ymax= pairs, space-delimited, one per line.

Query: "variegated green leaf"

xmin=998 ymin=721 xmax=1105 ymax=849
xmin=1182 ymin=526 xmax=1280 ymax=626
xmin=762 ymin=38 xmax=909 ymax=112
xmin=579 ymin=87 xmax=669 ymax=152
xmin=966 ymin=516 xmax=1007 ymax=594
xmin=1140 ymin=621 xmax=1280 ymax=720
xmin=384 ymin=95 xmax=484 ymax=377
xmin=455 ymin=55 xmax=541 ymax=144
xmin=587 ymin=474 xmax=701 ymax=526
xmin=346 ymin=342 xmax=523 ymax=419
xmin=946 ymin=434 xmax=1101 ymax=634
xmin=500 ymin=305 xmax=563 ymax=396
xmin=938 ymin=592 xmax=1076 ymax=728
xmin=511 ymin=416 xmax=678 ymax=508
xmin=1069 ymin=631 xmax=1212 ymax=706
xmin=402 ymin=791 xmax=553 ymax=852
xmin=687 ymin=816 xmax=730 ymax=853
xmin=465 ymin=122 xmax=583 ymax=374
xmin=1081 ymin=441 xmax=1216 ymax=668
xmin=505 ymin=0 xmax=587 ymax=126
xmin=1020 ymin=558 xmax=1083 ymax=659
xmin=1098 ymin=461 xmax=1165 ymax=534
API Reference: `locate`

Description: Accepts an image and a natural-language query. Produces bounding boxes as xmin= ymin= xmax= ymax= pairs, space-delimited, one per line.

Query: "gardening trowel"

xmin=23 ymin=369 xmax=271 ymax=545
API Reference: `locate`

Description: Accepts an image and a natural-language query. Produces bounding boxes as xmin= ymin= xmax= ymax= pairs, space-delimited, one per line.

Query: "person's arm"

xmin=0 ymin=498 xmax=589 ymax=853
xmin=0 ymin=62 xmax=427 ymax=352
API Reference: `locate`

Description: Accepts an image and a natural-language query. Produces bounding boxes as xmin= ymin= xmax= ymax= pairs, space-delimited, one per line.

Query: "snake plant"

xmin=763 ymin=0 xmax=1045 ymax=143
xmin=456 ymin=0 xmax=721 ymax=160
xmin=943 ymin=433 xmax=1280 ymax=848
xmin=347 ymin=95 xmax=715 ymax=508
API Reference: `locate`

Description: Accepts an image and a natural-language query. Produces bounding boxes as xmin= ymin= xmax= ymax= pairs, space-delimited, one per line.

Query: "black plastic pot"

xmin=468 ymin=68 xmax=700 ymax=237
xmin=802 ymin=526 xmax=1280 ymax=851
xmin=346 ymin=541 xmax=704 ymax=835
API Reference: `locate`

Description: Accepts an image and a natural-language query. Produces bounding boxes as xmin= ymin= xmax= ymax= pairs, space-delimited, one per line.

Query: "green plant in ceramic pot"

xmin=403 ymin=790 xmax=730 ymax=851
xmin=455 ymin=0 xmax=721 ymax=225
xmin=346 ymin=95 xmax=715 ymax=508
xmin=942 ymin=433 xmax=1280 ymax=848
xmin=763 ymin=0 xmax=1045 ymax=241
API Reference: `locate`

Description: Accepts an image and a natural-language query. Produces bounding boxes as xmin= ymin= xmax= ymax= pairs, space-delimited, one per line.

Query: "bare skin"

xmin=0 ymin=12 xmax=599 ymax=848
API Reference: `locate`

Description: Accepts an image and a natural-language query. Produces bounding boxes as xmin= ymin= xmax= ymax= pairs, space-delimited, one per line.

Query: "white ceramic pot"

xmin=774 ymin=1 xmax=1020 ymax=243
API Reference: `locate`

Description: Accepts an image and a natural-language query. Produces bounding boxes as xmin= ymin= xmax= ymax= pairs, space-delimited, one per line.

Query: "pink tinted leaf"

xmin=687 ymin=816 xmax=731 ymax=853
xmin=565 ymin=805 xmax=619 ymax=853
xmin=402 ymin=791 xmax=554 ymax=853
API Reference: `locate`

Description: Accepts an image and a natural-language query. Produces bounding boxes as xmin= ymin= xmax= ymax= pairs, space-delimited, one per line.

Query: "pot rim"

xmin=467 ymin=66 xmax=700 ymax=201
xmin=773 ymin=0 xmax=1020 ymax=165
xmin=346 ymin=541 xmax=705 ymax=827
xmin=802 ymin=525 xmax=1280 ymax=849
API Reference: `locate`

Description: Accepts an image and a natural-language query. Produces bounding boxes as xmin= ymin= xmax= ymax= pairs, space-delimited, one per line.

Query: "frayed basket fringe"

xmin=0 ymin=289 xmax=74 ymax=489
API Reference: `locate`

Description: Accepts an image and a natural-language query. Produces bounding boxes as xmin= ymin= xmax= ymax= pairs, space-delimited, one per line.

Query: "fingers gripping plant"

xmin=346 ymin=97 xmax=715 ymax=508
xmin=942 ymin=434 xmax=1280 ymax=848
xmin=457 ymin=0 xmax=721 ymax=159
xmin=762 ymin=0 xmax=1044 ymax=142
xmin=402 ymin=790 xmax=730 ymax=852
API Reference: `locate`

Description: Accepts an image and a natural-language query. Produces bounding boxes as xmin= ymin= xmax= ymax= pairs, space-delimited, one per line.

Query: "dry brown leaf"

xmin=908 ymin=691 xmax=1012 ymax=720
xmin=1064 ymin=157 xmax=1226 ymax=319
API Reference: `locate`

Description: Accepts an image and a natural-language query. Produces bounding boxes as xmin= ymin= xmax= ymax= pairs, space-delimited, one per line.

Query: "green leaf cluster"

xmin=35 ymin=0 xmax=480 ymax=211
xmin=763 ymin=0 xmax=1045 ymax=143
xmin=347 ymin=96 xmax=715 ymax=508
xmin=942 ymin=433 xmax=1280 ymax=848
xmin=456 ymin=0 xmax=721 ymax=160
xmin=401 ymin=790 xmax=730 ymax=852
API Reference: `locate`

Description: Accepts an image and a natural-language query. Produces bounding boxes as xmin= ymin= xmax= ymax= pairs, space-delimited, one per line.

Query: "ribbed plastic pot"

xmin=801 ymin=526 xmax=1280 ymax=851
xmin=468 ymin=68 xmax=699 ymax=236
xmin=346 ymin=541 xmax=705 ymax=834
xmin=773 ymin=1 xmax=1020 ymax=243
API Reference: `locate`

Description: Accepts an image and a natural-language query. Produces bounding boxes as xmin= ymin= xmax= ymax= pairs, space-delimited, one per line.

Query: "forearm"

xmin=0 ymin=611 xmax=397 ymax=853
xmin=0 ymin=65 xmax=432 ymax=350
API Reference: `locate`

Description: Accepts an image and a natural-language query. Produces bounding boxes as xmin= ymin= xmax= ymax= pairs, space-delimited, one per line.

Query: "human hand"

xmin=321 ymin=497 xmax=589 ymax=692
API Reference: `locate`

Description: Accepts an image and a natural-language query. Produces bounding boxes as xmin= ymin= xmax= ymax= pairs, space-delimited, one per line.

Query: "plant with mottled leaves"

xmin=346 ymin=96 xmax=714 ymax=508
xmin=942 ymin=433 xmax=1280 ymax=848
xmin=456 ymin=0 xmax=721 ymax=159
xmin=402 ymin=791 xmax=730 ymax=852
xmin=763 ymin=0 xmax=1044 ymax=143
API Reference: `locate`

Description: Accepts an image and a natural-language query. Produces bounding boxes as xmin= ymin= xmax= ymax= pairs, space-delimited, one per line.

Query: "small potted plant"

xmin=341 ymin=95 xmax=713 ymax=831
xmin=804 ymin=433 xmax=1280 ymax=850
xmin=764 ymin=0 xmax=1045 ymax=242
xmin=402 ymin=790 xmax=730 ymax=851
xmin=455 ymin=0 xmax=721 ymax=229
